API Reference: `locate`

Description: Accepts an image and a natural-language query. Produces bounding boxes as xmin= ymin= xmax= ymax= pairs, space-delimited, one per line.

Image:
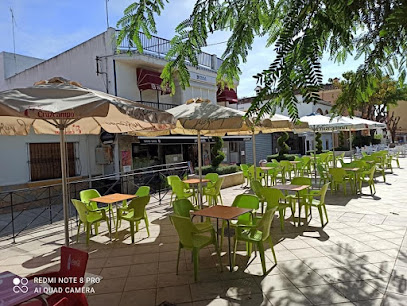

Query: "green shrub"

xmin=334 ymin=146 xmax=350 ymax=151
xmin=277 ymin=132 xmax=290 ymax=156
xmin=211 ymin=137 xmax=225 ymax=168
xmin=315 ymin=132 xmax=323 ymax=154
xmin=196 ymin=165 xmax=240 ymax=175
xmin=266 ymin=154 xmax=296 ymax=162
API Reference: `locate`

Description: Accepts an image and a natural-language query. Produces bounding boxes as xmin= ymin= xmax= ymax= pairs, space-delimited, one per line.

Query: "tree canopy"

xmin=117 ymin=0 xmax=407 ymax=120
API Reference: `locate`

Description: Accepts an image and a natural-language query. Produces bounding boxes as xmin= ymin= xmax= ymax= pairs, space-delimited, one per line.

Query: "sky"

xmin=0 ymin=0 xmax=363 ymax=98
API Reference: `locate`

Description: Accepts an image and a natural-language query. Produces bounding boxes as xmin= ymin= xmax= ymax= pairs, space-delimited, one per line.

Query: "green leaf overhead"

xmin=117 ymin=0 xmax=407 ymax=120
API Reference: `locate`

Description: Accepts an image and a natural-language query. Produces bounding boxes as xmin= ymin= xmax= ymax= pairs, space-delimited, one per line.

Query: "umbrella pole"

xmin=59 ymin=127 xmax=70 ymax=246
xmin=313 ymin=130 xmax=317 ymax=185
xmin=197 ymin=130 xmax=203 ymax=209
xmin=332 ymin=131 xmax=336 ymax=168
xmin=252 ymin=132 xmax=257 ymax=179
xmin=349 ymin=130 xmax=353 ymax=161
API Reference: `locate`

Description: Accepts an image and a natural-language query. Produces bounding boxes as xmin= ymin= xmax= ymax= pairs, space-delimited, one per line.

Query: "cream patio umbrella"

xmin=299 ymin=114 xmax=350 ymax=182
xmin=228 ymin=113 xmax=310 ymax=177
xmin=166 ymin=98 xmax=250 ymax=209
xmin=327 ymin=115 xmax=386 ymax=160
xmin=0 ymin=77 xmax=175 ymax=246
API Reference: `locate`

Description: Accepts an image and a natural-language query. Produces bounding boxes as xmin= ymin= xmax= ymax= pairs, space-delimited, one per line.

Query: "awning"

xmin=217 ymin=87 xmax=238 ymax=104
xmin=137 ymin=68 xmax=171 ymax=94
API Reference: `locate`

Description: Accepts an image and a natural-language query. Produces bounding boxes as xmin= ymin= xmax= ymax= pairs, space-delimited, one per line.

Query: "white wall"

xmin=0 ymin=29 xmax=116 ymax=92
xmin=0 ymin=132 xmax=101 ymax=187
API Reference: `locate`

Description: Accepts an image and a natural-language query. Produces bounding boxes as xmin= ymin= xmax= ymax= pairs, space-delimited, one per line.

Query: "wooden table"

xmin=0 ymin=271 xmax=44 ymax=305
xmin=191 ymin=205 xmax=251 ymax=271
xmin=183 ymin=178 xmax=210 ymax=207
xmin=90 ymin=193 xmax=137 ymax=238
xmin=271 ymin=184 xmax=310 ymax=226
xmin=183 ymin=178 xmax=210 ymax=185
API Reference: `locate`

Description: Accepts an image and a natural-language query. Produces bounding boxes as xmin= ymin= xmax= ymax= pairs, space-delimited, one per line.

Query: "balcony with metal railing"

xmin=115 ymin=30 xmax=223 ymax=70
xmin=136 ymin=100 xmax=178 ymax=111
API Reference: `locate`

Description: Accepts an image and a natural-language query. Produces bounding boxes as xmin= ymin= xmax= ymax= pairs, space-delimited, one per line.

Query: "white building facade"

xmin=0 ymin=28 xmax=231 ymax=188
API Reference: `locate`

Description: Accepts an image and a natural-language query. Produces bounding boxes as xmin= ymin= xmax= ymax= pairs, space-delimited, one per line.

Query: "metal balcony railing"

xmin=0 ymin=162 xmax=191 ymax=244
xmin=137 ymin=101 xmax=178 ymax=111
xmin=115 ymin=30 xmax=222 ymax=70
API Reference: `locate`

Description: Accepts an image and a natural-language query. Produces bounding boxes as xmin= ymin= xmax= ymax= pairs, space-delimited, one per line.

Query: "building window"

xmin=29 ymin=143 xmax=77 ymax=181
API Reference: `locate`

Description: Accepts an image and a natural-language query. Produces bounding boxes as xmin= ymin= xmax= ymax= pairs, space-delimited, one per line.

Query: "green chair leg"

xmin=86 ymin=223 xmax=91 ymax=245
xmin=130 ymin=221 xmax=135 ymax=244
xmin=258 ymin=242 xmax=266 ymax=275
xmin=268 ymin=237 xmax=277 ymax=263
xmin=145 ymin=216 xmax=150 ymax=237
xmin=76 ymin=221 xmax=82 ymax=242
xmin=176 ymin=244 xmax=181 ymax=275
xmin=193 ymin=248 xmax=199 ymax=282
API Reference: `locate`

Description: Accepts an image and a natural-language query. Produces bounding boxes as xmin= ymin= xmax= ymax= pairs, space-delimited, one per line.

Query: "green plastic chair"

xmin=261 ymin=187 xmax=294 ymax=230
xmin=173 ymin=199 xmax=213 ymax=233
xmin=204 ymin=173 xmax=219 ymax=189
xmin=359 ymin=166 xmax=376 ymax=195
xmin=240 ymin=164 xmax=250 ymax=186
xmin=117 ymin=186 xmax=151 ymax=227
xmin=394 ymin=152 xmax=401 ymax=168
xmin=301 ymin=183 xmax=329 ymax=227
xmin=71 ymin=199 xmax=111 ymax=245
xmin=167 ymin=175 xmax=181 ymax=205
xmin=232 ymin=208 xmax=278 ymax=275
xmin=170 ymin=214 xmax=221 ymax=281
xmin=203 ymin=177 xmax=224 ymax=206
xmin=279 ymin=161 xmax=293 ymax=181
xmin=248 ymin=165 xmax=266 ymax=185
xmin=116 ymin=195 xmax=151 ymax=243
xmin=251 ymin=179 xmax=266 ymax=213
xmin=329 ymin=168 xmax=353 ymax=195
xmin=80 ymin=189 xmax=113 ymax=228
xmin=220 ymin=194 xmax=259 ymax=250
xmin=385 ymin=155 xmax=393 ymax=173
xmin=171 ymin=179 xmax=196 ymax=203
xmin=302 ymin=156 xmax=312 ymax=175
xmin=264 ymin=163 xmax=283 ymax=185
xmin=317 ymin=163 xmax=329 ymax=187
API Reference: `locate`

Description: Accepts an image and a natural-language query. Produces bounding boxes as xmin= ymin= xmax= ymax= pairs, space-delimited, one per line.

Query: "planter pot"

xmin=189 ymin=171 xmax=244 ymax=189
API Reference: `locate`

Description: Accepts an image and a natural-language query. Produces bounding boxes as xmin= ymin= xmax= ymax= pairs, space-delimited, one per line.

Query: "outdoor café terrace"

xmin=1 ymin=154 xmax=407 ymax=306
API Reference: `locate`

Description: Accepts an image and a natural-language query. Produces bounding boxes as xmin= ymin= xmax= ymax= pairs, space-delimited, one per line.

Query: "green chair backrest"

xmin=205 ymin=173 xmax=219 ymax=183
xmin=232 ymin=194 xmax=259 ymax=224
xmin=167 ymin=175 xmax=181 ymax=187
xmin=294 ymin=156 xmax=302 ymax=161
xmin=173 ymin=199 xmax=195 ymax=218
xmin=248 ymin=165 xmax=263 ymax=180
xmin=256 ymin=208 xmax=276 ymax=241
xmin=71 ymin=199 xmax=89 ymax=224
xmin=291 ymin=177 xmax=312 ymax=186
xmin=329 ymin=168 xmax=347 ymax=182
xmin=232 ymin=194 xmax=259 ymax=210
xmin=251 ymin=180 xmax=264 ymax=198
xmin=261 ymin=188 xmax=286 ymax=210
xmin=367 ymin=166 xmax=376 ymax=181
xmin=319 ymin=183 xmax=330 ymax=203
xmin=213 ymin=177 xmax=224 ymax=192
xmin=280 ymin=161 xmax=293 ymax=171
xmin=135 ymin=186 xmax=150 ymax=197
xmin=240 ymin=164 xmax=249 ymax=176
xmin=79 ymin=189 xmax=101 ymax=210
xmin=317 ymin=163 xmax=326 ymax=177
xmin=170 ymin=214 xmax=197 ymax=248
xmin=128 ymin=195 xmax=151 ymax=219
xmin=171 ymin=179 xmax=188 ymax=197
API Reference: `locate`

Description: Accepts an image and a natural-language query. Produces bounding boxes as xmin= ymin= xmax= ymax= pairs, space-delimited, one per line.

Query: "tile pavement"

xmin=1 ymin=157 xmax=407 ymax=305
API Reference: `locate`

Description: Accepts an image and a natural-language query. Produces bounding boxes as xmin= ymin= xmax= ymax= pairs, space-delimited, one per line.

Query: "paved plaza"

xmin=1 ymin=158 xmax=407 ymax=305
